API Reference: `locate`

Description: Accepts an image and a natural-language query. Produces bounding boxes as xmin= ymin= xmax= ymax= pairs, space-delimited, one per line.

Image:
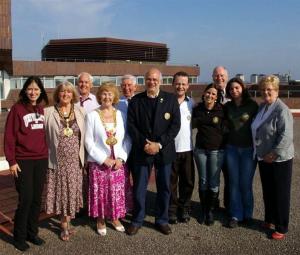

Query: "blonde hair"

xmin=53 ymin=81 xmax=79 ymax=104
xmin=96 ymin=82 xmax=120 ymax=105
xmin=259 ymin=75 xmax=280 ymax=92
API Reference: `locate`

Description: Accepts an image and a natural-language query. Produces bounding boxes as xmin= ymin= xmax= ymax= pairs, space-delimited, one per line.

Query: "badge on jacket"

xmin=164 ymin=112 xmax=171 ymax=120
xmin=212 ymin=116 xmax=219 ymax=124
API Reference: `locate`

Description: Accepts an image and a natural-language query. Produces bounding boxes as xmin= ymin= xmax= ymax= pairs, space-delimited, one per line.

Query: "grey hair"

xmin=212 ymin=66 xmax=229 ymax=77
xmin=145 ymin=68 xmax=163 ymax=81
xmin=77 ymin=72 xmax=93 ymax=82
xmin=121 ymin=74 xmax=137 ymax=85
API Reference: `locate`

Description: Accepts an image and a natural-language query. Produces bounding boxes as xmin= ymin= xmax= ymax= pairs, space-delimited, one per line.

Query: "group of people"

xmin=4 ymin=66 xmax=294 ymax=252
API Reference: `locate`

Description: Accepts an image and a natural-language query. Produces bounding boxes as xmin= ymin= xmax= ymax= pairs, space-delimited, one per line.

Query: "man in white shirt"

xmin=169 ymin=71 xmax=195 ymax=224
xmin=76 ymin=72 xmax=99 ymax=113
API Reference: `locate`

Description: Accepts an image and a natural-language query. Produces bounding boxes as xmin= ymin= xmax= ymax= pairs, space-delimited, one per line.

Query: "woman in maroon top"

xmin=4 ymin=76 xmax=49 ymax=252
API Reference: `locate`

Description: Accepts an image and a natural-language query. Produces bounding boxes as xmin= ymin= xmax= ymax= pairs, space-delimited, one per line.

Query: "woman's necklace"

xmin=55 ymin=104 xmax=74 ymax=137
xmin=98 ymin=108 xmax=117 ymax=146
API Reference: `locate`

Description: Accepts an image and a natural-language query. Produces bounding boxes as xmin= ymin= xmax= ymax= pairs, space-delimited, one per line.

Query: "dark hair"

xmin=201 ymin=83 xmax=222 ymax=103
xmin=226 ymin=77 xmax=250 ymax=102
xmin=18 ymin=76 xmax=49 ymax=105
xmin=172 ymin=71 xmax=189 ymax=84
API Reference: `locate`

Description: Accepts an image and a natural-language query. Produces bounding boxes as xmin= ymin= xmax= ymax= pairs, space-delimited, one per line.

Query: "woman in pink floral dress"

xmin=44 ymin=81 xmax=86 ymax=241
xmin=85 ymin=83 xmax=132 ymax=236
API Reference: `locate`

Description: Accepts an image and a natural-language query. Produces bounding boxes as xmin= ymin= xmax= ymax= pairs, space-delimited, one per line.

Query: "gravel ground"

xmin=1 ymin=119 xmax=300 ymax=255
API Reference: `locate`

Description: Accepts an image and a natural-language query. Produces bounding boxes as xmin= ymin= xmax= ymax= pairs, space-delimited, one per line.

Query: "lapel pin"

xmin=212 ymin=116 xmax=219 ymax=124
xmin=164 ymin=112 xmax=171 ymax=120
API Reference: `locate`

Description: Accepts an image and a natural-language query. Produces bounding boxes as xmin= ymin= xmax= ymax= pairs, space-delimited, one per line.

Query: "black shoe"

xmin=126 ymin=225 xmax=140 ymax=236
xmin=180 ymin=212 xmax=190 ymax=223
xmin=14 ymin=241 xmax=30 ymax=252
xmin=168 ymin=215 xmax=178 ymax=224
xmin=240 ymin=218 xmax=254 ymax=227
xmin=27 ymin=236 xmax=45 ymax=246
xmin=205 ymin=210 xmax=214 ymax=226
xmin=228 ymin=218 xmax=238 ymax=228
xmin=155 ymin=224 xmax=172 ymax=235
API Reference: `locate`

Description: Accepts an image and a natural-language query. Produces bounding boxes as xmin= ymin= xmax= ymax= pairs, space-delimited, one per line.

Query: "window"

xmin=137 ymin=77 xmax=144 ymax=85
xmin=44 ymin=77 xmax=55 ymax=88
xmin=188 ymin=76 xmax=198 ymax=84
xmin=167 ymin=77 xmax=173 ymax=84
xmin=54 ymin=76 xmax=75 ymax=86
xmin=10 ymin=77 xmax=22 ymax=89
xmin=93 ymin=76 xmax=101 ymax=86
xmin=100 ymin=76 xmax=117 ymax=85
xmin=162 ymin=76 xmax=173 ymax=85
xmin=162 ymin=77 xmax=168 ymax=85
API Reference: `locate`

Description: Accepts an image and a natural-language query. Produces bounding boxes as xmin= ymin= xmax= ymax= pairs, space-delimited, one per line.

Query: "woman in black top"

xmin=192 ymin=83 xmax=226 ymax=225
xmin=225 ymin=77 xmax=258 ymax=228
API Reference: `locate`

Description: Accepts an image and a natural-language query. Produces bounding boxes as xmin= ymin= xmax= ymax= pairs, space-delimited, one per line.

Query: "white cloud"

xmin=27 ymin=0 xmax=114 ymax=16
xmin=25 ymin=0 xmax=117 ymax=38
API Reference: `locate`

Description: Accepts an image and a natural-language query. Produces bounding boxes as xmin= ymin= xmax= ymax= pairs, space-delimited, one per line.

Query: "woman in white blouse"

xmin=85 ymin=83 xmax=132 ymax=236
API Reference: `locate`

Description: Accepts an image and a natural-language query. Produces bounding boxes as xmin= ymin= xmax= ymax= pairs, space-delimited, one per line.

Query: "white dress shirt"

xmin=75 ymin=93 xmax=100 ymax=113
xmin=174 ymin=97 xmax=194 ymax=152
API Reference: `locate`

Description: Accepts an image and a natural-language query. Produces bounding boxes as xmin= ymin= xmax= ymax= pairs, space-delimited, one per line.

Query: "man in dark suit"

xmin=126 ymin=68 xmax=181 ymax=235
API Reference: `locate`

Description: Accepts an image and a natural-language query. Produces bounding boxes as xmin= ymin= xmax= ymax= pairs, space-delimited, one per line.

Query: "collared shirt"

xmin=220 ymin=89 xmax=231 ymax=104
xmin=117 ymin=95 xmax=131 ymax=117
xmin=75 ymin=93 xmax=99 ymax=113
xmin=175 ymin=96 xmax=194 ymax=152
xmin=146 ymin=89 xmax=160 ymax=98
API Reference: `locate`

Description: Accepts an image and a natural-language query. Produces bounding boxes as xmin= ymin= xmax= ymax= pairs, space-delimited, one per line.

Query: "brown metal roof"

xmin=47 ymin=37 xmax=167 ymax=47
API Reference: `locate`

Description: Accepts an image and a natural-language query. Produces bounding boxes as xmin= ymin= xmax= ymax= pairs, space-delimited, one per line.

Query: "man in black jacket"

xmin=126 ymin=68 xmax=181 ymax=235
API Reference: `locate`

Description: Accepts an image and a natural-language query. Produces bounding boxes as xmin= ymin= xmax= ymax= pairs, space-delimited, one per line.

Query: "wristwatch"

xmin=117 ymin=158 xmax=125 ymax=163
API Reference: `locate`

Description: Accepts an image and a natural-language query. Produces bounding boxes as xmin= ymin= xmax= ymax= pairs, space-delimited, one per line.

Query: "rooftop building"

xmin=42 ymin=37 xmax=169 ymax=64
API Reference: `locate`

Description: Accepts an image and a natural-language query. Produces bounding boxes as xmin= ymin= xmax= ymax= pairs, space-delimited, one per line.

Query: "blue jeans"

xmin=194 ymin=148 xmax=224 ymax=193
xmin=226 ymin=145 xmax=256 ymax=221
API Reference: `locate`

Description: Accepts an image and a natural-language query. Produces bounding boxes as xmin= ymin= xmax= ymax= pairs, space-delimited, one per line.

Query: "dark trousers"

xmin=259 ymin=159 xmax=293 ymax=234
xmin=126 ymin=151 xmax=135 ymax=174
xmin=131 ymin=163 xmax=172 ymax=226
xmin=222 ymin=159 xmax=230 ymax=210
xmin=169 ymin=151 xmax=195 ymax=216
xmin=14 ymin=159 xmax=48 ymax=242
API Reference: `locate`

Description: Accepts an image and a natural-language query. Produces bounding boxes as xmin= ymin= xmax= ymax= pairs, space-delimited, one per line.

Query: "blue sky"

xmin=12 ymin=0 xmax=300 ymax=82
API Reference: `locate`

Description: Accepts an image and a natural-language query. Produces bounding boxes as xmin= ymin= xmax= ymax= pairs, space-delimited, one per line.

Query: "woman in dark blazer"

xmin=251 ymin=75 xmax=294 ymax=240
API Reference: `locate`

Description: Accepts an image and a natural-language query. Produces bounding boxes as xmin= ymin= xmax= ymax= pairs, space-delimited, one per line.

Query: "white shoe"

xmin=97 ymin=227 xmax=107 ymax=236
xmin=114 ymin=224 xmax=125 ymax=232
xmin=97 ymin=220 xmax=107 ymax=236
